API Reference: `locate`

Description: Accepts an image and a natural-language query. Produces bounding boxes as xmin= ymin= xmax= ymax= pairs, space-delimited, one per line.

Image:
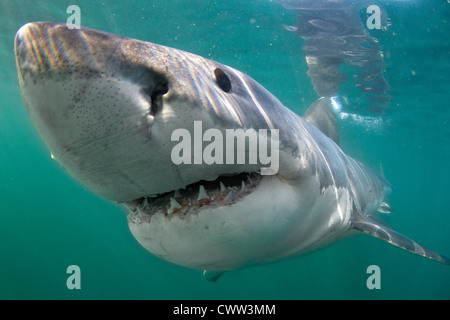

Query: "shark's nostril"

xmin=150 ymin=82 xmax=168 ymax=116
xmin=153 ymin=81 xmax=169 ymax=97
xmin=143 ymin=81 xmax=169 ymax=117
xmin=150 ymin=94 xmax=161 ymax=116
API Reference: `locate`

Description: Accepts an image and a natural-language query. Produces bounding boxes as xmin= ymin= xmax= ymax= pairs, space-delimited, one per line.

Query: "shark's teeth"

xmin=136 ymin=206 xmax=145 ymax=216
xmin=223 ymin=192 xmax=233 ymax=202
xmin=126 ymin=172 xmax=262 ymax=217
xmin=197 ymin=185 xmax=209 ymax=200
xmin=168 ymin=197 xmax=182 ymax=214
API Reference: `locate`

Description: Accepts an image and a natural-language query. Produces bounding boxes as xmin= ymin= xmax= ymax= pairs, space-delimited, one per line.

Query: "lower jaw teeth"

xmin=222 ymin=192 xmax=233 ymax=202
xmin=197 ymin=185 xmax=209 ymax=201
xmin=168 ymin=197 xmax=182 ymax=214
xmin=127 ymin=172 xmax=260 ymax=217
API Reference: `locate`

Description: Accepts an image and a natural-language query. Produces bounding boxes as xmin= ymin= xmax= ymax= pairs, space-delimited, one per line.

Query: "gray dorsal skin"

xmin=14 ymin=22 xmax=449 ymax=280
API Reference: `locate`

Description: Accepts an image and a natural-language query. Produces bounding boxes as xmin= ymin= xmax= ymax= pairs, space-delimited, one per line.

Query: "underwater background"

xmin=0 ymin=0 xmax=449 ymax=299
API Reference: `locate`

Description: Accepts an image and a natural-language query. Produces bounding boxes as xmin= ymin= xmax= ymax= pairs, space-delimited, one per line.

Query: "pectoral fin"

xmin=203 ymin=270 xmax=225 ymax=282
xmin=352 ymin=211 xmax=450 ymax=265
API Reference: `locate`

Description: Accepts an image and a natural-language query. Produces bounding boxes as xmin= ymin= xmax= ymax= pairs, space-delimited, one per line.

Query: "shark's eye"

xmin=214 ymin=68 xmax=231 ymax=93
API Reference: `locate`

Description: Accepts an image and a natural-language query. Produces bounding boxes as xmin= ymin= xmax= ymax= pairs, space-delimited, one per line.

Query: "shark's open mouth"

xmin=124 ymin=172 xmax=261 ymax=218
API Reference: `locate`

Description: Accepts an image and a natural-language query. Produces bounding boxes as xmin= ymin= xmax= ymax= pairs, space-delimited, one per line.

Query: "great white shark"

xmin=15 ymin=22 xmax=449 ymax=281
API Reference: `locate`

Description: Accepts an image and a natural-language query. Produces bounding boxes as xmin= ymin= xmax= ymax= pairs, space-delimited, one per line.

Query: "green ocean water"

xmin=0 ymin=0 xmax=449 ymax=299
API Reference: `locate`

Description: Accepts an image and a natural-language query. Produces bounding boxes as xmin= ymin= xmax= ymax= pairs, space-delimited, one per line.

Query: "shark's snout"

xmin=14 ymin=22 xmax=275 ymax=202
xmin=15 ymin=22 xmax=183 ymax=202
xmin=15 ymin=22 xmax=99 ymax=76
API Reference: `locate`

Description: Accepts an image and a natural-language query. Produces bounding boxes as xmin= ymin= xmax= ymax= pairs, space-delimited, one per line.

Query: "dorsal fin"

xmin=352 ymin=210 xmax=450 ymax=265
xmin=303 ymin=97 xmax=339 ymax=145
